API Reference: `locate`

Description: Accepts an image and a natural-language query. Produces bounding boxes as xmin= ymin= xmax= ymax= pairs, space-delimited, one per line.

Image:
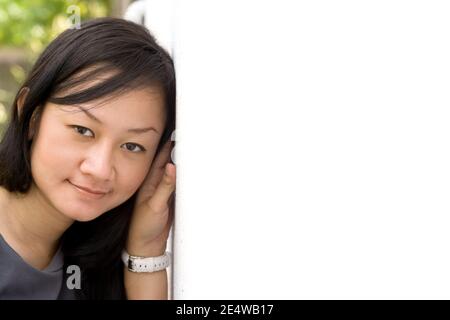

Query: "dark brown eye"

xmin=123 ymin=143 xmax=146 ymax=153
xmin=72 ymin=125 xmax=94 ymax=137
xmin=70 ymin=125 xmax=146 ymax=153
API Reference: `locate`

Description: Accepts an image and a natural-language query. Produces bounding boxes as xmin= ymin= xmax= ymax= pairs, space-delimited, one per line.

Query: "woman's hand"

xmin=126 ymin=140 xmax=176 ymax=256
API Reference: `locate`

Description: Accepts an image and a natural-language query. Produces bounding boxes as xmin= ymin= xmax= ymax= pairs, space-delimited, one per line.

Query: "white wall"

xmin=127 ymin=0 xmax=450 ymax=299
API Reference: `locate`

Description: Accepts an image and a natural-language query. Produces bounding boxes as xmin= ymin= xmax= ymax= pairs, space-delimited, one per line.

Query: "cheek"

xmin=118 ymin=148 xmax=159 ymax=196
xmin=30 ymin=124 xmax=76 ymax=181
xmin=118 ymin=163 xmax=152 ymax=197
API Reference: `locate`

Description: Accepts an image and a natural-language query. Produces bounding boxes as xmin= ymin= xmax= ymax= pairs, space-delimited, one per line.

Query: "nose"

xmin=79 ymin=141 xmax=115 ymax=182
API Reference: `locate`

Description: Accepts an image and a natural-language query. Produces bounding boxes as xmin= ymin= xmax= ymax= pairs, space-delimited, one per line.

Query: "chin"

xmin=59 ymin=198 xmax=129 ymax=222
xmin=63 ymin=207 xmax=106 ymax=222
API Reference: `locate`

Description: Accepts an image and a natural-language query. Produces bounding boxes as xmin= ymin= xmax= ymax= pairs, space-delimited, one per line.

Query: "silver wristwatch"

xmin=121 ymin=250 xmax=171 ymax=273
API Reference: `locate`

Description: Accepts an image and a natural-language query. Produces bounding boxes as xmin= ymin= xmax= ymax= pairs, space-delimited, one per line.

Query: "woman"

xmin=0 ymin=17 xmax=176 ymax=299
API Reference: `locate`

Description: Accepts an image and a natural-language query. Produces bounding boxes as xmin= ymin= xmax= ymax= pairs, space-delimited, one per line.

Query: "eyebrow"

xmin=72 ymin=105 xmax=159 ymax=134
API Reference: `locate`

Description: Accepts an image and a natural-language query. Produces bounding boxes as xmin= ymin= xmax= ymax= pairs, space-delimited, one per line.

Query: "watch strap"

xmin=121 ymin=250 xmax=171 ymax=273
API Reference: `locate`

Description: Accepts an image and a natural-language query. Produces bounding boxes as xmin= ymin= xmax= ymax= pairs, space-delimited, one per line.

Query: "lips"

xmin=68 ymin=180 xmax=109 ymax=195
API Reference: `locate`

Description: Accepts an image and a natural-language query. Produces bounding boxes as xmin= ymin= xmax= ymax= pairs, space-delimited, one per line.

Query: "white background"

xmin=129 ymin=0 xmax=450 ymax=299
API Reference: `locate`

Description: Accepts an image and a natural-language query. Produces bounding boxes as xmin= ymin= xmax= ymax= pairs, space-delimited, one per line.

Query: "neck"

xmin=0 ymin=183 xmax=74 ymax=269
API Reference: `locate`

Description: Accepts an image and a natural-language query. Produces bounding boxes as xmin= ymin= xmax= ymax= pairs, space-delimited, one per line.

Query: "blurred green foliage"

xmin=0 ymin=0 xmax=112 ymax=135
xmin=0 ymin=0 xmax=111 ymax=54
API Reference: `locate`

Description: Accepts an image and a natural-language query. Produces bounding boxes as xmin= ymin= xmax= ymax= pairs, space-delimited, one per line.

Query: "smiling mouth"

xmin=67 ymin=180 xmax=109 ymax=197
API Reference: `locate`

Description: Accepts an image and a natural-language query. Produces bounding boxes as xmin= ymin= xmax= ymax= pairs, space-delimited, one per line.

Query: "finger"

xmin=136 ymin=141 xmax=173 ymax=203
xmin=153 ymin=139 xmax=174 ymax=167
xmin=145 ymin=140 xmax=173 ymax=185
xmin=165 ymin=187 xmax=176 ymax=228
xmin=162 ymin=195 xmax=175 ymax=236
xmin=145 ymin=163 xmax=176 ymax=214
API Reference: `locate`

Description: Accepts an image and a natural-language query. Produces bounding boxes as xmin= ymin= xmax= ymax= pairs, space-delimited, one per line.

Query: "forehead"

xmin=50 ymin=64 xmax=165 ymax=116
xmin=49 ymin=88 xmax=166 ymax=128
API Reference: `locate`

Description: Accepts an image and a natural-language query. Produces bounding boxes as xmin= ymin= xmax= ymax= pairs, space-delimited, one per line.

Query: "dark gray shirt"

xmin=0 ymin=234 xmax=77 ymax=299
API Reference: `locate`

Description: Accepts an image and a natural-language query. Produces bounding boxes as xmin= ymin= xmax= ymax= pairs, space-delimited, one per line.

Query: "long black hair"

xmin=0 ymin=17 xmax=176 ymax=299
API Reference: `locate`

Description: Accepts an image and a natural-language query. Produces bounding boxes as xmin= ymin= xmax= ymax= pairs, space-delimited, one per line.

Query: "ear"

xmin=16 ymin=87 xmax=30 ymax=119
xmin=28 ymin=107 xmax=41 ymax=141
xmin=16 ymin=87 xmax=40 ymax=141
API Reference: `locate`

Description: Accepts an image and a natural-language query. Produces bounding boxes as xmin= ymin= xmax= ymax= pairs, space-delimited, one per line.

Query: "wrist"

xmin=122 ymin=249 xmax=171 ymax=273
xmin=126 ymin=238 xmax=167 ymax=257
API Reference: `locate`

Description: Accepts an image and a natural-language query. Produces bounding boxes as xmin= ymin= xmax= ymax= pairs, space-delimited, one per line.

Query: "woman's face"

xmin=29 ymin=88 xmax=166 ymax=222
